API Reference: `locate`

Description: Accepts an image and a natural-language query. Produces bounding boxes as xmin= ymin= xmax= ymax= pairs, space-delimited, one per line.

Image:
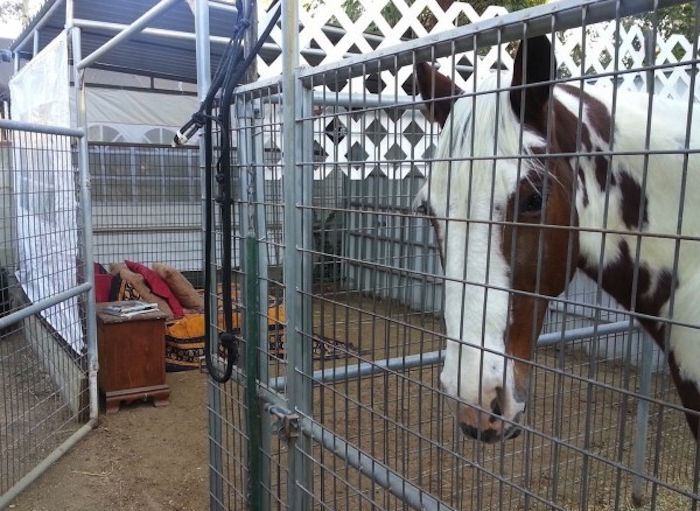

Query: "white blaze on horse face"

xmin=419 ymin=74 xmax=543 ymax=430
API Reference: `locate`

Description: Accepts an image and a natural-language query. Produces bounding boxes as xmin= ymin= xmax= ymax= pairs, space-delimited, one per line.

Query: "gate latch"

xmin=266 ymin=404 xmax=299 ymax=442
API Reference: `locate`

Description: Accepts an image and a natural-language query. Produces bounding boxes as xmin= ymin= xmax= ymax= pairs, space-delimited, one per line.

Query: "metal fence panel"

xmin=210 ymin=0 xmax=700 ymax=510
xmin=0 ymin=122 xmax=96 ymax=507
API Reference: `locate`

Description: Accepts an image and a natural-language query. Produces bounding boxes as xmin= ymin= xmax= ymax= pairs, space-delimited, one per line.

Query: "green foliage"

xmin=467 ymin=0 xmax=546 ymax=15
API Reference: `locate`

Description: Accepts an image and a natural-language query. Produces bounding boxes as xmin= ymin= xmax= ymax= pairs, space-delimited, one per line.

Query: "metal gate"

xmin=0 ymin=119 xmax=98 ymax=508
xmin=204 ymin=0 xmax=700 ymax=509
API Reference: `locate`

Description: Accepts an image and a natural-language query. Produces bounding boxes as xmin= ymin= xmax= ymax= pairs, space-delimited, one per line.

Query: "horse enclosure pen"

xmin=2 ymin=0 xmax=700 ymax=509
xmin=204 ymin=0 xmax=700 ymax=510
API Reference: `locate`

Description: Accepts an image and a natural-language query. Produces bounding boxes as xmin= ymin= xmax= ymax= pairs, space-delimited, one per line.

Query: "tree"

xmin=0 ymin=0 xmax=31 ymax=29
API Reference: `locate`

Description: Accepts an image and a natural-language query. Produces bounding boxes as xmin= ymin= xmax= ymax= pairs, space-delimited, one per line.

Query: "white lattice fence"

xmin=256 ymin=1 xmax=699 ymax=182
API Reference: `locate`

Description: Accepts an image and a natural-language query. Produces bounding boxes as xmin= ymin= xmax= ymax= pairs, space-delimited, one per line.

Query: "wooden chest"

xmin=96 ymin=303 xmax=170 ymax=413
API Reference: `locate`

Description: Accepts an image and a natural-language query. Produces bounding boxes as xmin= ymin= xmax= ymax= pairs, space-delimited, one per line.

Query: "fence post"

xmin=628 ymin=29 xmax=657 ymax=509
xmin=236 ymin=90 xmax=273 ymax=509
xmin=193 ymin=1 xmax=225 ymax=509
xmin=282 ymin=0 xmax=313 ymax=506
xmin=69 ymin=26 xmax=99 ymax=424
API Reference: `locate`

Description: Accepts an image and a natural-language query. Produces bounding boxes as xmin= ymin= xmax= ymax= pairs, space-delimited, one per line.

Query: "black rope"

xmin=182 ymin=0 xmax=281 ymax=383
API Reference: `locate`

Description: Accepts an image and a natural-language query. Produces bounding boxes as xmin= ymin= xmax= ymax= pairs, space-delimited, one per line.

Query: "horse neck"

xmin=567 ymin=89 xmax=700 ymax=336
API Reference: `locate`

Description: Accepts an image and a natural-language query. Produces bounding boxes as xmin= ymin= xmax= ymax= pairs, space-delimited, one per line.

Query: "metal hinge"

xmin=266 ymin=404 xmax=299 ymax=442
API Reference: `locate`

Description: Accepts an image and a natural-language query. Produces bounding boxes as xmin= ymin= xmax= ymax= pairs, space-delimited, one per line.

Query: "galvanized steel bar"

xmin=192 ymin=0 xmax=224 ymax=508
xmin=244 ymin=235 xmax=263 ymax=511
xmin=70 ymin=25 xmax=99 ymax=422
xmin=223 ymin=363 xmax=455 ymax=511
xmin=269 ymin=319 xmax=640 ymax=390
xmin=0 ymin=421 xmax=96 ymax=510
xmin=11 ymin=0 xmax=65 ymax=51
xmin=300 ymin=419 xmax=456 ymax=511
xmin=77 ymin=0 xmax=182 ymax=70
xmin=0 ymin=119 xmax=83 ymax=138
xmin=631 ymin=332 xmax=655 ymax=507
xmin=282 ymin=0 xmax=313 ymax=505
xmin=0 ymin=282 xmax=91 ymax=331
xmin=32 ymin=31 xmax=39 ymax=57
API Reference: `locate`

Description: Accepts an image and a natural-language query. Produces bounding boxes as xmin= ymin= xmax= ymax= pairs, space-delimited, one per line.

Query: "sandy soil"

xmin=3 ymin=291 xmax=697 ymax=511
xmin=7 ymin=371 xmax=209 ymax=511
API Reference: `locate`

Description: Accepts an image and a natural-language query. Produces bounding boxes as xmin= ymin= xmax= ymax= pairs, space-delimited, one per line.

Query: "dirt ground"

xmin=3 ymin=291 xmax=697 ymax=510
xmin=7 ymin=371 xmax=209 ymax=511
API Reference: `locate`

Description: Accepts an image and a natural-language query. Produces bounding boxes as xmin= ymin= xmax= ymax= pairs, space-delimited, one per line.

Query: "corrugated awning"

xmin=10 ymin=0 xmax=239 ymax=83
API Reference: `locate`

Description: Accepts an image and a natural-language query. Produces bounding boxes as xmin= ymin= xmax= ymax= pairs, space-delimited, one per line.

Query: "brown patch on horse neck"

xmin=593 ymin=150 xmax=616 ymax=190
xmin=618 ymin=169 xmax=649 ymax=230
xmin=579 ymin=240 xmax=673 ymax=330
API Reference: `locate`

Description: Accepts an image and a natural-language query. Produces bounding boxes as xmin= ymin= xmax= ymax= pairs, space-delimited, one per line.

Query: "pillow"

xmin=94 ymin=274 xmax=113 ymax=302
xmin=108 ymin=262 xmax=126 ymax=276
xmin=118 ymin=268 xmax=174 ymax=319
xmin=125 ymin=260 xmax=184 ymax=318
xmin=152 ymin=263 xmax=204 ymax=311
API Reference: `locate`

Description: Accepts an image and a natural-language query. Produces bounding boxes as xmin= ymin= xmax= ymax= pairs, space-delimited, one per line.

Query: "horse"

xmin=413 ymin=34 xmax=700 ymax=443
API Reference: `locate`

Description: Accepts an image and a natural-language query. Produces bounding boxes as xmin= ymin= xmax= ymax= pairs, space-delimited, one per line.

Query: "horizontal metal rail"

xmin=218 ymin=362 xmax=454 ymax=511
xmin=0 ymin=420 xmax=96 ymax=510
xmin=0 ymin=282 xmax=91 ymax=331
xmin=301 ymin=418 xmax=455 ymax=511
xmin=297 ymin=0 xmax=689 ymax=84
xmin=92 ymin=225 xmax=201 ymax=234
xmin=11 ymin=0 xmax=65 ymax=52
xmin=0 ymin=119 xmax=84 ymax=137
xmin=269 ymin=319 xmax=639 ymax=391
xmin=77 ymin=0 xmax=182 ymax=70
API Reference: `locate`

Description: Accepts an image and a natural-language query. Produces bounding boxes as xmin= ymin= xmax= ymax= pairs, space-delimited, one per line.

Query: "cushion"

xmin=118 ymin=268 xmax=174 ymax=319
xmin=152 ymin=263 xmax=204 ymax=311
xmin=125 ymin=260 xmax=184 ymax=318
xmin=108 ymin=262 xmax=126 ymax=276
xmin=94 ymin=274 xmax=113 ymax=302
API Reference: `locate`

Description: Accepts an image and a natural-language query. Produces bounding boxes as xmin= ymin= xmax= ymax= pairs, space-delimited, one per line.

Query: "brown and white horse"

xmin=414 ymin=35 xmax=700 ymax=443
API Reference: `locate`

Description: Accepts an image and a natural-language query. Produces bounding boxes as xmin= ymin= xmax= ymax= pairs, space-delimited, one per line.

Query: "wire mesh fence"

xmin=0 ymin=123 xmax=94 ymax=503
xmin=201 ymin=0 xmax=700 ymax=510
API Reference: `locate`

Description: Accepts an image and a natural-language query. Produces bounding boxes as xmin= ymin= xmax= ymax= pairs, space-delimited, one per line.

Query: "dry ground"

xmin=7 ymin=371 xmax=209 ymax=511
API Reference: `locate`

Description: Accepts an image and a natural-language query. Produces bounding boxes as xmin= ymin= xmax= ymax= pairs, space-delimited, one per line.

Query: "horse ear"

xmin=415 ymin=62 xmax=461 ymax=127
xmin=509 ymin=35 xmax=556 ymax=128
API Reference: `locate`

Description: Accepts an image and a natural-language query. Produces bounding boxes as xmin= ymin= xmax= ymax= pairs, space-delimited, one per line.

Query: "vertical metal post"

xmin=629 ymin=30 xmax=656 ymax=507
xmin=32 ymin=30 xmax=39 ymax=57
xmin=631 ymin=333 xmax=654 ymax=507
xmin=69 ymin=26 xmax=99 ymax=422
xmin=252 ymin=99 xmax=272 ymax=511
xmin=237 ymin=90 xmax=271 ymax=510
xmin=282 ymin=0 xmax=312 ymax=506
xmin=194 ymin=1 xmax=224 ymax=509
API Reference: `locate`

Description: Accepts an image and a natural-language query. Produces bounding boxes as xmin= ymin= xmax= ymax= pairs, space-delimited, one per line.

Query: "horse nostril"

xmin=489 ymin=391 xmax=504 ymax=422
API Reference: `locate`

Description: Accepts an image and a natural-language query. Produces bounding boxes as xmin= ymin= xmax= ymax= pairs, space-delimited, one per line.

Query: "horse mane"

xmin=420 ymin=72 xmax=548 ymax=212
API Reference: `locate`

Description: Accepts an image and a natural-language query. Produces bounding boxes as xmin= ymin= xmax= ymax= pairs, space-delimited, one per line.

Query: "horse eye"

xmin=519 ymin=192 xmax=543 ymax=214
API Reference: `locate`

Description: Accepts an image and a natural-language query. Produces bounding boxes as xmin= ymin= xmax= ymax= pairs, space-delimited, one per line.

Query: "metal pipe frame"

xmin=12 ymin=0 xmax=65 ymax=52
xmin=0 ymin=282 xmax=91 ymax=331
xmin=0 ymin=119 xmax=84 ymax=137
xmin=269 ymin=318 xmax=641 ymax=391
xmin=190 ymin=0 xmax=225 ymax=509
xmin=77 ymin=0 xmax=182 ymax=70
xmin=0 ymin=421 xmax=97 ymax=510
xmin=70 ymin=25 xmax=100 ymax=423
xmin=225 ymin=363 xmax=456 ymax=511
xmin=69 ymin=18 xmax=471 ymax=76
xmin=282 ymin=0 xmax=314 ymax=506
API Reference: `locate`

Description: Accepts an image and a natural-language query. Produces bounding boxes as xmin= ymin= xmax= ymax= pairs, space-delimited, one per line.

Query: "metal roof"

xmin=10 ymin=0 xmax=240 ymax=83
